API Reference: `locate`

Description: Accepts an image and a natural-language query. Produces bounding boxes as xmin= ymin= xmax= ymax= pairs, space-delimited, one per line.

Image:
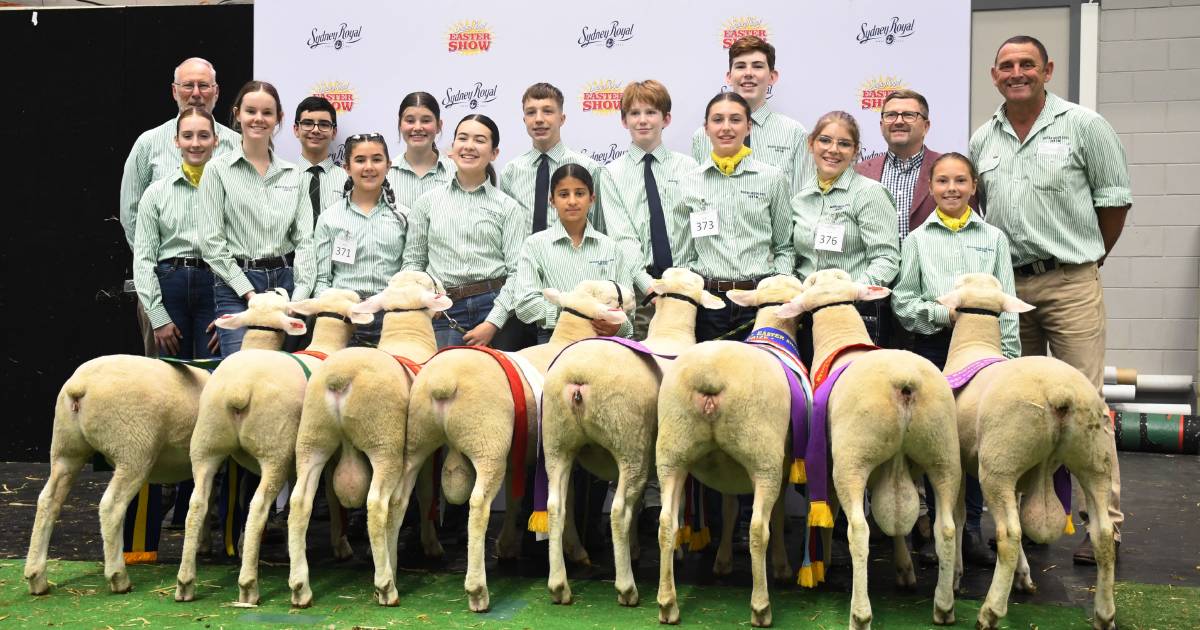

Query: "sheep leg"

xmin=834 ymin=465 xmax=873 ymax=630
xmin=561 ymin=481 xmax=591 ymax=564
xmin=822 ymin=497 xmax=840 ymax=569
xmin=321 ymin=467 xmax=353 ymax=560
xmin=925 ymin=463 xmax=960 ymax=625
xmin=465 ymin=460 xmax=506 ymax=612
xmin=977 ymin=477 xmax=1021 ymax=629
xmin=748 ymin=476 xmax=781 ymax=628
xmin=1014 ymin=536 xmax=1035 ymax=592
xmin=415 ymin=457 xmax=444 ymax=558
xmin=712 ymin=493 xmax=737 ymax=576
xmin=655 ymin=465 xmax=687 ymax=625
xmin=1078 ymin=470 xmax=1116 ymax=630
xmin=98 ymin=465 xmax=150 ymax=594
xmin=365 ymin=460 xmax=403 ymax=606
xmin=546 ymin=449 xmax=576 ymax=605
xmin=953 ymin=476 xmax=967 ymax=591
xmin=236 ymin=460 xmax=286 ymax=605
xmin=495 ymin=467 xmax=524 ymax=561
xmin=25 ymin=454 xmax=87 ymax=595
xmin=175 ymin=454 xmax=223 ymax=601
xmin=288 ymin=448 xmax=332 ymax=608
xmin=611 ymin=460 xmax=647 ymax=607
xmin=768 ymin=489 xmax=791 ymax=581
xmin=892 ymin=534 xmax=917 ymax=588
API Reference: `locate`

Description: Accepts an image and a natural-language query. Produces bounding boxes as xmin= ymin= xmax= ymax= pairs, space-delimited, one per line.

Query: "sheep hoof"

xmin=26 ymin=571 xmax=48 ymax=596
xmin=933 ymin=604 xmax=956 ymax=625
xmin=237 ymin=580 xmax=260 ymax=606
xmin=851 ymin=610 xmax=873 ymax=630
xmin=549 ymin=579 xmax=573 ymax=605
xmin=712 ymin=558 xmax=733 ymax=576
xmin=616 ymin=584 xmax=638 ymax=607
xmin=1092 ymin=612 xmax=1116 ymax=630
xmin=290 ymin=581 xmax=313 ymax=608
xmin=174 ymin=579 xmax=195 ymax=602
xmin=333 ymin=537 xmax=354 ymax=561
xmin=1014 ymin=572 xmax=1037 ymax=593
xmin=896 ymin=565 xmax=917 ymax=588
xmin=468 ymin=587 xmax=490 ymax=613
xmin=375 ymin=581 xmax=399 ymax=607
xmin=976 ymin=606 xmax=1000 ymax=630
xmin=751 ymin=603 xmax=772 ymax=627
xmin=423 ymin=538 xmax=445 ymax=559
xmin=658 ymin=600 xmax=680 ymax=624
xmin=108 ymin=570 xmax=132 ymax=594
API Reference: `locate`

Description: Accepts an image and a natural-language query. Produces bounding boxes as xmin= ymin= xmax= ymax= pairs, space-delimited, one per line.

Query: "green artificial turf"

xmin=1 ymin=560 xmax=1196 ymax=629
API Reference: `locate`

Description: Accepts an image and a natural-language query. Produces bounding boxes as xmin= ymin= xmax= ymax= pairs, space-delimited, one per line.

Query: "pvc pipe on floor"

xmin=1136 ymin=374 xmax=1194 ymax=394
xmin=1102 ymin=384 xmax=1136 ymax=403
xmin=1109 ymin=402 xmax=1193 ymax=415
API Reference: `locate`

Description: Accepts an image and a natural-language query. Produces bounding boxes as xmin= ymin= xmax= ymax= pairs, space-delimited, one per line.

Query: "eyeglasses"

xmin=814 ymin=135 xmax=855 ymax=150
xmin=346 ymin=133 xmax=385 ymax=143
xmin=174 ymin=82 xmax=215 ymax=94
xmin=297 ymin=120 xmax=335 ymax=132
xmin=881 ymin=111 xmax=926 ymax=123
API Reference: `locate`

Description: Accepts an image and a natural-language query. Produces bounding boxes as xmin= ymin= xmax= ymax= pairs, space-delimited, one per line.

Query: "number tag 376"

xmin=814 ymin=224 xmax=844 ymax=252
xmin=690 ymin=209 xmax=719 ymax=238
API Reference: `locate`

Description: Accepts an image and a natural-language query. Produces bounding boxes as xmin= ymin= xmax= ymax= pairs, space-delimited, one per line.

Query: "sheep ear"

xmin=1001 ymin=294 xmax=1036 ymax=313
xmin=288 ymin=298 xmax=319 ymax=316
xmin=543 ymin=288 xmax=563 ymax=306
xmin=858 ymin=284 xmax=891 ymax=301
xmin=281 ymin=315 xmax=308 ymax=336
xmin=936 ymin=292 xmax=961 ymax=311
xmin=214 ymin=313 xmax=244 ymax=330
xmin=776 ymin=296 xmax=806 ymax=319
xmin=700 ymin=290 xmax=725 ymax=310
xmin=726 ymin=289 xmax=758 ymax=307
xmin=273 ymin=287 xmax=290 ymax=300
xmin=648 ymin=279 xmax=666 ymax=296
xmin=597 ymin=308 xmax=628 ymax=326
xmin=349 ymin=311 xmax=376 ymax=325
xmin=352 ymin=293 xmax=385 ymax=314
xmin=424 ymin=292 xmax=453 ymax=313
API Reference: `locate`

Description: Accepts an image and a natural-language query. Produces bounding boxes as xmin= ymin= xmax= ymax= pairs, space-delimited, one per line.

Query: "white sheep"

xmin=655 ymin=274 xmax=807 ymax=627
xmin=286 ymin=271 xmax=449 ymax=608
xmin=25 ymin=291 xmax=298 ymax=596
xmin=174 ymin=288 xmax=362 ymax=605
xmin=777 ymin=268 xmax=961 ymax=629
xmin=935 ymin=273 xmax=1115 ymax=630
xmin=390 ymin=279 xmax=632 ymax=613
xmin=539 ymin=267 xmax=723 ymax=608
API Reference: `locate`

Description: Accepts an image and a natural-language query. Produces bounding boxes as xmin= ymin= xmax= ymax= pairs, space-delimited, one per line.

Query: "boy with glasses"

xmin=294 ymin=96 xmax=349 ymax=227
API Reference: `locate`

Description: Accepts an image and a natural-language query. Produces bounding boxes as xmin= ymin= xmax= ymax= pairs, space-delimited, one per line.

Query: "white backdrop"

xmin=255 ymin=0 xmax=969 ymax=168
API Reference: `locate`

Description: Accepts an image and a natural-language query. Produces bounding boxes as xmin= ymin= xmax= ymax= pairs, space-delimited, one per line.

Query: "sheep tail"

xmin=63 ymin=378 xmax=86 ymax=413
xmin=689 ymin=371 xmax=725 ymax=417
xmin=427 ymin=370 xmax=458 ymax=404
xmin=890 ymin=374 xmax=921 ymax=431
xmin=225 ymin=380 xmax=253 ymax=414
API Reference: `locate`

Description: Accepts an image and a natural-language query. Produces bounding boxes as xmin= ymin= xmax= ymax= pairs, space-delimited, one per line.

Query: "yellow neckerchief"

xmin=181 ymin=162 xmax=205 ymax=188
xmin=711 ymin=145 xmax=752 ymax=176
xmin=936 ymin=206 xmax=972 ymax=232
xmin=817 ymin=177 xmax=836 ymax=194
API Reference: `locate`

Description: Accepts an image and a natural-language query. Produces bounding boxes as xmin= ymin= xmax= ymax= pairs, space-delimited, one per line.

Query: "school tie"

xmin=532 ymin=153 xmax=549 ymax=233
xmin=643 ymin=153 xmax=672 ymax=275
xmin=307 ymin=165 xmax=322 ymax=226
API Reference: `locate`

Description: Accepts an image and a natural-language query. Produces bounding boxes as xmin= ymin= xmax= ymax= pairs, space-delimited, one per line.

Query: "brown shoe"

xmin=1072 ymin=536 xmax=1120 ymax=565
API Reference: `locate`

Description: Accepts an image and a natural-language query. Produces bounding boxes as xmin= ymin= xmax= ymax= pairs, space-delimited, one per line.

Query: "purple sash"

xmin=945 ymin=357 xmax=1007 ymax=391
xmin=743 ymin=328 xmax=812 ymax=481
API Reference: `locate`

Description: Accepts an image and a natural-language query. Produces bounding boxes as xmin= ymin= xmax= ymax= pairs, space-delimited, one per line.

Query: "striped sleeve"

xmin=484 ymin=198 xmax=528 ymax=328
xmin=198 ymin=162 xmax=253 ymax=296
xmin=857 ymin=183 xmax=901 ymax=286
xmin=769 ymin=170 xmax=796 ymax=275
xmin=119 ymin=136 xmax=152 ymax=250
xmin=312 ymin=212 xmax=335 ymax=296
xmin=132 ymin=182 xmax=170 ymax=329
xmin=288 ymin=182 xmax=316 ymax=301
xmin=993 ymin=234 xmax=1022 ymax=359
xmin=512 ymin=237 xmax=553 ymax=327
xmin=400 ymin=194 xmax=431 ymax=271
xmin=890 ymin=230 xmax=951 ymax=335
xmin=1079 ymin=115 xmax=1133 ymax=209
xmin=690 ymin=127 xmax=707 ymax=163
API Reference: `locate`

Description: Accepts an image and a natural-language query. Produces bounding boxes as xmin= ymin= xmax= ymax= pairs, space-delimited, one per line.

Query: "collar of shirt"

xmin=701 ymin=153 xmax=762 ymax=177
xmin=547 ymin=221 xmax=600 ymax=245
xmin=450 ymin=175 xmax=491 ymax=195
xmin=343 ymin=194 xmax=396 ymax=217
xmin=800 ymin=164 xmax=856 ymax=195
xmin=625 ymin=142 xmax=670 ymax=164
xmin=886 ymin=149 xmax=925 ymax=173
xmin=168 ymin=168 xmax=194 ymax=188
xmin=394 ymin=152 xmax=449 ymax=175
xmin=525 ymin=142 xmax=568 ymax=164
xmin=231 ymin=144 xmax=290 ymax=178
xmin=751 ymin=103 xmax=773 ymax=127
xmin=303 ymin=156 xmax=337 ymax=172
xmin=992 ymin=90 xmax=1070 ymax=140
xmin=926 ymin=206 xmax=979 ymax=233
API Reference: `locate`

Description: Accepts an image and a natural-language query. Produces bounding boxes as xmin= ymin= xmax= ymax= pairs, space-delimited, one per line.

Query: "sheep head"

xmin=215 ymin=287 xmax=308 ymax=335
xmin=353 ymin=273 xmax=453 ymax=316
xmin=649 ymin=267 xmax=725 ymax=310
xmin=777 ymin=269 xmax=890 ymax=318
xmin=936 ymin=272 xmax=1034 ymax=316
xmin=544 ymin=279 xmax=631 ymax=326
xmin=289 ymin=288 xmax=374 ymax=325
xmin=726 ymin=274 xmax=804 ymax=312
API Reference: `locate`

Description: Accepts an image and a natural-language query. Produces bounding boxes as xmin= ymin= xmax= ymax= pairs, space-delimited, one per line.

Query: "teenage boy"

xmin=294 ymin=96 xmax=349 ymax=226
xmin=691 ymin=36 xmax=810 ymax=191
xmin=605 ymin=80 xmax=699 ymax=339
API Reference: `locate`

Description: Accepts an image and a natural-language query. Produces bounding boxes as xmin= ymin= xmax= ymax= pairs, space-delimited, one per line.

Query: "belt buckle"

xmin=1032 ymin=260 xmax=1047 ymax=275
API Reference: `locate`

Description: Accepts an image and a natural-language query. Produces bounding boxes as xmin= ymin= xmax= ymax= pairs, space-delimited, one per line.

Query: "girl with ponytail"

xmin=401 ymin=114 xmax=528 ymax=348
xmin=313 ymin=133 xmax=408 ymax=346
xmin=385 ymin=91 xmax=456 ymax=209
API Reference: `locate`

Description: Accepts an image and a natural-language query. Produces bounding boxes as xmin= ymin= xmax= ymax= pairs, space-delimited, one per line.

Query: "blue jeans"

xmin=156 ymin=263 xmax=218 ymax=360
xmin=695 ymin=291 xmax=757 ymax=341
xmin=433 ymin=290 xmax=496 ymax=349
xmin=536 ymin=327 xmax=553 ymax=345
xmin=350 ymin=313 xmax=383 ymax=347
xmin=213 ymin=267 xmax=294 ymax=356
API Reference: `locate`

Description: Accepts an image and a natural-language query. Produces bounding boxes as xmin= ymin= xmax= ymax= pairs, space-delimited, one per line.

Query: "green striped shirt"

xmin=298 ymin=156 xmax=350 ymax=219
xmin=120 ymin=118 xmax=240 ymax=248
xmin=603 ymin=143 xmax=698 ymax=293
xmin=500 ymin=142 xmax=616 ymax=233
xmin=792 ymin=166 xmax=901 ymax=286
xmin=969 ymin=91 xmax=1132 ymax=266
xmin=132 ymin=169 xmax=208 ymax=328
xmin=681 ymin=157 xmax=795 ymax=280
xmin=691 ymin=103 xmax=812 ymax=193
xmin=892 ymin=211 xmax=1021 ymax=359
xmin=313 ymin=195 xmax=409 ymax=296
xmin=198 ymin=146 xmax=316 ymax=300
xmin=513 ymin=222 xmax=635 ymax=335
xmin=385 ymin=153 xmax=456 ymax=210
xmin=402 ymin=177 xmax=530 ymax=327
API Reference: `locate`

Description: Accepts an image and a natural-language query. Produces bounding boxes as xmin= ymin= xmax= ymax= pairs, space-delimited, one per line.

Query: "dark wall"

xmin=0 ymin=6 xmax=253 ymax=461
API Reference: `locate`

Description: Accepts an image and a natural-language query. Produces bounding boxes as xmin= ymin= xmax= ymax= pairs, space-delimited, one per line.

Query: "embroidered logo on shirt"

xmin=741 ymin=189 xmax=766 ymax=200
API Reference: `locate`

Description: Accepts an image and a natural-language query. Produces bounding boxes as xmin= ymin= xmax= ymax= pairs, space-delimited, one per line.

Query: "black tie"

xmin=744 ymin=133 xmax=751 ymax=149
xmin=643 ymin=154 xmax=672 ymax=275
xmin=307 ymin=165 xmax=322 ymax=226
xmin=532 ymin=153 xmax=549 ymax=233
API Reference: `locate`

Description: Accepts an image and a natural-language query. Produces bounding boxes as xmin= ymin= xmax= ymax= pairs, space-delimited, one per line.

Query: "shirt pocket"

xmin=1027 ymin=148 xmax=1070 ymax=192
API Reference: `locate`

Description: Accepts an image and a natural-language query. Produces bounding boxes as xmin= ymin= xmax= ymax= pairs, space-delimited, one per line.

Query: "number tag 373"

xmin=690 ymin=209 xmax=719 ymax=238
xmin=814 ymin=223 xmax=844 ymax=252
xmin=332 ymin=232 xmax=357 ymax=264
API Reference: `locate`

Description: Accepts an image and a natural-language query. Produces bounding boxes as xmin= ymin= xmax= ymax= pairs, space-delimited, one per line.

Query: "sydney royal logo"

xmin=857 ymin=17 xmax=916 ymax=45
xmin=443 ymin=82 xmax=499 ymax=110
xmin=580 ymin=80 xmax=624 ymax=115
xmin=307 ymin=23 xmax=362 ymax=50
xmin=447 ymin=20 xmax=494 ymax=54
xmin=310 ymin=81 xmax=358 ymax=113
xmin=859 ymin=76 xmax=907 ymax=111
xmin=579 ymin=143 xmax=628 ymax=165
xmin=721 ymin=16 xmax=770 ymax=48
xmin=579 ymin=20 xmax=635 ymax=49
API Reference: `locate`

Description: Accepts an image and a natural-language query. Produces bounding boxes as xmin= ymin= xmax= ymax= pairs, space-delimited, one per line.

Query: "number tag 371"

xmin=332 ymin=232 xmax=357 ymax=264
xmin=690 ymin=209 xmax=719 ymax=238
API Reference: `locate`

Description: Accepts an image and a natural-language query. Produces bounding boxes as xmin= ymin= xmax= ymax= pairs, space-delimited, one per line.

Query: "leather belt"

xmin=446 ymin=277 xmax=505 ymax=301
xmin=702 ymin=277 xmax=762 ymax=292
xmin=1014 ymin=258 xmax=1058 ymax=277
xmin=236 ymin=255 xmax=290 ymax=270
xmin=161 ymin=257 xmax=209 ymax=269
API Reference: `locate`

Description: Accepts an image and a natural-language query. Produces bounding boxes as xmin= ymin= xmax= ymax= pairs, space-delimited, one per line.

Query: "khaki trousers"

xmin=136 ymin=300 xmax=159 ymax=358
xmin=1015 ymin=262 xmax=1122 ymax=537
